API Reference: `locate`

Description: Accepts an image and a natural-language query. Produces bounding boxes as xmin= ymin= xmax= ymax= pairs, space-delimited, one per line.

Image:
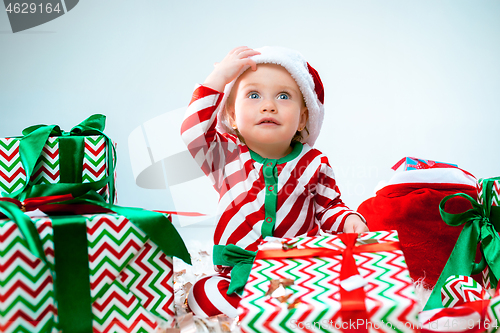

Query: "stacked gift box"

xmin=0 ymin=115 xmax=191 ymax=333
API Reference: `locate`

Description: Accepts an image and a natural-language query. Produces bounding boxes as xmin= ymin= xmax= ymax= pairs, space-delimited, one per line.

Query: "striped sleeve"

xmin=314 ymin=159 xmax=357 ymax=234
xmin=180 ymin=85 xmax=237 ymax=191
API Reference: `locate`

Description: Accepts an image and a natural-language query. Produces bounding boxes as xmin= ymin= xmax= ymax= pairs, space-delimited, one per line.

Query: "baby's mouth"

xmin=258 ymin=118 xmax=280 ymax=125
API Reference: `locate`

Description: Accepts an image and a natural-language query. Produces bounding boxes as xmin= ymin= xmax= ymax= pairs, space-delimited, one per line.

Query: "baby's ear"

xmin=299 ymin=107 xmax=308 ymax=129
xmin=226 ymin=105 xmax=237 ymax=127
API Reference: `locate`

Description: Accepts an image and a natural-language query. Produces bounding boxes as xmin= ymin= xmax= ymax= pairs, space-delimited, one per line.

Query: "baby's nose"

xmin=261 ymin=99 xmax=277 ymax=112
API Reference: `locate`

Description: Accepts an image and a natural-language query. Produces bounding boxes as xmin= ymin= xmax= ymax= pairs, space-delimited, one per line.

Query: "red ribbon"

xmin=256 ymin=233 xmax=401 ymax=333
xmin=154 ymin=210 xmax=206 ymax=217
xmin=0 ymin=196 xmax=207 ymax=220
xmin=0 ymin=194 xmax=74 ymax=212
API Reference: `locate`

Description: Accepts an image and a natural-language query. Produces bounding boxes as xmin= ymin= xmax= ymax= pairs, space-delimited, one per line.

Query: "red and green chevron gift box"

xmin=0 ymin=135 xmax=116 ymax=203
xmin=0 ymin=114 xmax=117 ymax=204
xmin=0 ymin=212 xmax=177 ymax=333
xmin=238 ymin=230 xmax=420 ymax=333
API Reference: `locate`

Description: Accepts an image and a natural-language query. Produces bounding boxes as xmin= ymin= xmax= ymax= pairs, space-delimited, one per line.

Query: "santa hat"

xmin=217 ymin=46 xmax=325 ymax=147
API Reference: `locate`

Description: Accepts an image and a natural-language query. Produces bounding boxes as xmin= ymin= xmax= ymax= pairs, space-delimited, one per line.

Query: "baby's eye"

xmin=248 ymin=92 xmax=260 ymax=99
xmin=277 ymin=93 xmax=290 ymax=100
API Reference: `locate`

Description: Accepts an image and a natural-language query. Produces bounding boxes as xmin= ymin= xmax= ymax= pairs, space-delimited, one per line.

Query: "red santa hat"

xmin=217 ymin=46 xmax=325 ymax=147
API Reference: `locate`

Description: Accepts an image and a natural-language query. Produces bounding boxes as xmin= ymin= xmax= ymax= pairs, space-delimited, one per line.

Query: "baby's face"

xmin=229 ymin=64 xmax=308 ymax=155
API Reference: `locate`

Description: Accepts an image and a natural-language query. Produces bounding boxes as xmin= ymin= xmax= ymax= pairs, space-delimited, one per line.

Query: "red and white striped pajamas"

xmin=181 ymin=85 xmax=360 ymax=318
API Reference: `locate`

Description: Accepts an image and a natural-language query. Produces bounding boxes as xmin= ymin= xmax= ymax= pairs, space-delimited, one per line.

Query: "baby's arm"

xmin=204 ymin=46 xmax=261 ymax=92
xmin=314 ymin=160 xmax=369 ymax=234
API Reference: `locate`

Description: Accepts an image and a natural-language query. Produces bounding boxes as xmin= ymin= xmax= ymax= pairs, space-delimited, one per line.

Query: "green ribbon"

xmin=0 ymin=200 xmax=47 ymax=264
xmin=52 ymin=214 xmax=93 ymax=333
xmin=424 ymin=177 xmax=500 ymax=311
xmin=213 ymin=244 xmax=257 ymax=295
xmin=6 ymin=114 xmax=116 ymax=203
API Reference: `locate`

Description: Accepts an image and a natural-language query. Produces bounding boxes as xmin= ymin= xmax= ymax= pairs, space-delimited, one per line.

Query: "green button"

xmin=268 ymin=186 xmax=274 ymax=191
xmin=266 ymin=217 xmax=273 ymax=223
xmin=266 ymin=162 xmax=272 ymax=166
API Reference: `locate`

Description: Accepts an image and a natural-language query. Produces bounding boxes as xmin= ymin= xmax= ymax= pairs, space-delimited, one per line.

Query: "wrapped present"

xmin=424 ymin=176 xmax=500 ymax=312
xmin=391 ymin=156 xmax=458 ymax=171
xmin=238 ymin=231 xmax=420 ymax=333
xmin=0 ymin=196 xmax=191 ymax=333
xmin=0 ymin=114 xmax=116 ymax=203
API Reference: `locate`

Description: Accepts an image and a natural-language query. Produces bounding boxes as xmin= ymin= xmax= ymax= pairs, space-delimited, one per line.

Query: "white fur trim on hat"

xmin=216 ymin=46 xmax=325 ymax=147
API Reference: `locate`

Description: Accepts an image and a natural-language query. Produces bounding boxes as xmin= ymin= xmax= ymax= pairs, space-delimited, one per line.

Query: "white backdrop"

xmin=1 ymin=0 xmax=499 ymax=244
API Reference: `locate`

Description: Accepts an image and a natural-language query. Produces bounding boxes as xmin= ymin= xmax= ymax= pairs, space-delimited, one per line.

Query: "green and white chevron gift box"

xmin=0 ymin=201 xmax=190 ymax=333
xmin=238 ymin=230 xmax=420 ymax=333
xmin=0 ymin=114 xmax=116 ymax=204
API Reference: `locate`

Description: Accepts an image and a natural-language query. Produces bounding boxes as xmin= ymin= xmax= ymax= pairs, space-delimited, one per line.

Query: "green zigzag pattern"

xmin=0 ymin=140 xmax=25 ymax=193
xmin=2 ymin=216 xmax=171 ymax=332
xmin=83 ymin=136 xmax=106 ymax=183
xmin=86 ymin=136 xmax=104 ymax=146
xmin=489 ymin=298 xmax=500 ymax=333
xmin=34 ymin=155 xmax=59 ymax=172
xmin=122 ymin=246 xmax=169 ymax=317
xmin=1 ymin=222 xmax=55 ymax=333
xmin=307 ymin=258 xmax=332 ymax=332
xmin=369 ymin=252 xmax=403 ymax=332
xmin=493 ymin=182 xmax=499 ymax=206
xmin=0 ymin=290 xmax=54 ymax=316
xmin=0 ymin=138 xmax=18 ymax=150
xmin=84 ymin=136 xmax=105 ymax=166
xmin=240 ymin=232 xmax=417 ymax=332
xmin=0 ymin=157 xmax=22 ymax=172
xmin=246 ymin=259 xmax=275 ymax=332
xmin=91 ymin=282 xmax=143 ymax=325
xmin=0 ymin=177 xmax=25 ymax=194
xmin=88 ymin=228 xmax=149 ymax=301
xmin=31 ymin=139 xmax=59 ymax=185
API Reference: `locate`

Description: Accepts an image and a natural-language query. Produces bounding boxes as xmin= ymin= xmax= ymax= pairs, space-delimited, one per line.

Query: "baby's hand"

xmin=204 ymin=46 xmax=261 ymax=92
xmin=343 ymin=214 xmax=369 ymax=233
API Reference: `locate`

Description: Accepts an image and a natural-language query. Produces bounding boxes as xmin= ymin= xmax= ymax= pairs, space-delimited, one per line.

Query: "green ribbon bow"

xmin=213 ymin=244 xmax=257 ymax=295
xmin=6 ymin=114 xmax=116 ymax=203
xmin=424 ymin=177 xmax=500 ymax=311
xmin=1 ymin=192 xmax=191 ymax=333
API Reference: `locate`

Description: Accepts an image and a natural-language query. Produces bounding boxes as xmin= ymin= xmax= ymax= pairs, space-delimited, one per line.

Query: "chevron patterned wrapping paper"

xmin=0 ymin=135 xmax=116 ymax=203
xmin=0 ymin=213 xmax=174 ymax=333
xmin=238 ymin=230 xmax=420 ymax=333
xmin=441 ymin=275 xmax=491 ymax=308
xmin=478 ymin=178 xmax=500 ymax=207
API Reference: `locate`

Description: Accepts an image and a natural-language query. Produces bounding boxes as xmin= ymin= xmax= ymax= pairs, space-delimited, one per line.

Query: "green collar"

xmin=249 ymin=142 xmax=303 ymax=164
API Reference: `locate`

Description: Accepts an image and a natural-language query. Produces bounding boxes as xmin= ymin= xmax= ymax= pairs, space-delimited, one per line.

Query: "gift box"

xmin=423 ymin=176 xmax=500 ymax=313
xmin=238 ymin=231 xmax=420 ymax=333
xmin=0 ymin=198 xmax=190 ymax=333
xmin=0 ymin=114 xmax=116 ymax=203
